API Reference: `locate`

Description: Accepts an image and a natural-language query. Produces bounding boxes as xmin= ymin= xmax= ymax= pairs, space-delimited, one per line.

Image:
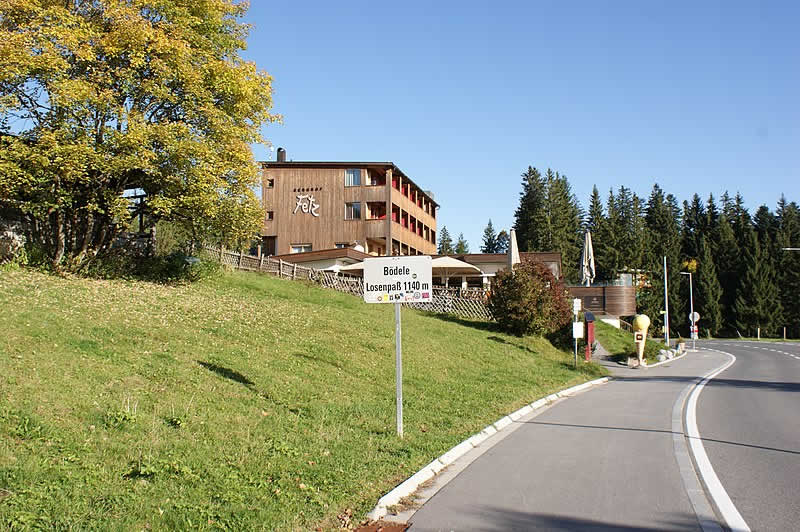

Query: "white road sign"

xmin=573 ymin=298 xmax=582 ymax=314
xmin=363 ymin=256 xmax=433 ymax=304
xmin=690 ymin=312 xmax=700 ymax=323
xmin=573 ymin=322 xmax=584 ymax=339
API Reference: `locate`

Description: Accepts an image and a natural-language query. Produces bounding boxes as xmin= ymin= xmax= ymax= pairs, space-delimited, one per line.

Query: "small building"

xmin=442 ymin=253 xmax=563 ymax=288
xmin=260 ymin=148 xmax=438 ymax=257
xmin=269 ymin=247 xmax=370 ymax=272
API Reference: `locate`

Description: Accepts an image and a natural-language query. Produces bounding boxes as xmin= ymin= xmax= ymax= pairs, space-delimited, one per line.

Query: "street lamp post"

xmin=680 ymin=271 xmax=695 ymax=351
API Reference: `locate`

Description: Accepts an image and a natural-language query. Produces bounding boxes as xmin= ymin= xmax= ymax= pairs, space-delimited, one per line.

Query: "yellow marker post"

xmin=631 ymin=314 xmax=651 ymax=368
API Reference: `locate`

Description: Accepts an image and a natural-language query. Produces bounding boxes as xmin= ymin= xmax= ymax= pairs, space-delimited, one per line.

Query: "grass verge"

xmin=594 ymin=320 xmax=666 ymax=364
xmin=0 ymin=269 xmax=606 ymax=530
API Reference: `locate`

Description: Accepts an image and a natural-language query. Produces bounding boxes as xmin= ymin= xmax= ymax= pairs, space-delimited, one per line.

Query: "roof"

xmin=260 ymin=160 xmax=439 ymax=207
xmin=270 ymin=247 xmax=372 ymax=264
xmin=435 ymin=252 xmax=562 ymax=263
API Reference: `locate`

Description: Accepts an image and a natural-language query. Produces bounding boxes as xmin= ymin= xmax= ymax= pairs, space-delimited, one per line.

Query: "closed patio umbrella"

xmin=580 ymin=230 xmax=596 ymax=287
xmin=508 ymin=229 xmax=521 ymax=271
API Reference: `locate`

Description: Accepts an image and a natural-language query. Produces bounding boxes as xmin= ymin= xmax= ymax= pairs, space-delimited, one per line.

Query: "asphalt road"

xmin=404 ymin=342 xmax=800 ymax=531
xmin=407 ymin=349 xmax=730 ymax=531
xmin=694 ymin=340 xmax=800 ymax=531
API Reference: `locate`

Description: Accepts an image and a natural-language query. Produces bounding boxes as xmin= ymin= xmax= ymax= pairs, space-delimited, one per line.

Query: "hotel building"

xmin=260 ymin=149 xmax=438 ymax=256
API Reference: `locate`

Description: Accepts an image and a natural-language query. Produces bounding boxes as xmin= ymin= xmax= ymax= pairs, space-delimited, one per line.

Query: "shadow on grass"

xmin=426 ymin=312 xmax=499 ymax=333
xmin=292 ymin=352 xmax=342 ymax=369
xmin=197 ymin=361 xmax=254 ymax=388
xmin=487 ymin=335 xmax=538 ymax=355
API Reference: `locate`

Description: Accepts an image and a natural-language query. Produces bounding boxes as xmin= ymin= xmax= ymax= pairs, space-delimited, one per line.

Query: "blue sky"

xmin=242 ymin=1 xmax=799 ymax=250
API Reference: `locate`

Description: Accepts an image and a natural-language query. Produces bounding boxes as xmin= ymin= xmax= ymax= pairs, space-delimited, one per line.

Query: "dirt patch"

xmin=354 ymin=521 xmax=409 ymax=532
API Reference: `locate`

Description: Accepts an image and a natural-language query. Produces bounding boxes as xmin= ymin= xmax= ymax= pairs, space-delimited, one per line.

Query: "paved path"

xmin=406 ymin=349 xmax=730 ymax=531
xmin=695 ymin=341 xmax=800 ymax=531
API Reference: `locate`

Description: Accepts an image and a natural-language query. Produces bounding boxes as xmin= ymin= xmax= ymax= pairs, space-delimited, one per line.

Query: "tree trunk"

xmin=53 ymin=209 xmax=65 ymax=269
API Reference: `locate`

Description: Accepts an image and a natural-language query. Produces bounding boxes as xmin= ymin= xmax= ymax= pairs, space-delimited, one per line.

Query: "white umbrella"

xmin=431 ymin=256 xmax=481 ymax=288
xmin=580 ymin=230 xmax=596 ymax=287
xmin=339 ymin=261 xmax=364 ymax=272
xmin=508 ymin=228 xmax=521 ymax=271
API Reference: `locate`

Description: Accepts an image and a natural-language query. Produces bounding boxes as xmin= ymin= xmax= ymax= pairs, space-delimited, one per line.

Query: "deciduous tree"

xmin=0 ymin=0 xmax=279 ymax=270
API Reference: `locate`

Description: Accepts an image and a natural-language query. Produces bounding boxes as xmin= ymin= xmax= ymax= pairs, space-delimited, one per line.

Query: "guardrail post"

xmin=278 ymin=259 xmax=283 ymax=278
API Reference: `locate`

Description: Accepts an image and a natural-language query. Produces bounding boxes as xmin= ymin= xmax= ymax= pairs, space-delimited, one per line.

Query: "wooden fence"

xmin=205 ymin=247 xmax=493 ymax=321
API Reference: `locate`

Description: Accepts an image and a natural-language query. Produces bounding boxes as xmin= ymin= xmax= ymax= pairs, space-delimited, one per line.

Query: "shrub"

xmin=489 ymin=261 xmax=572 ymax=336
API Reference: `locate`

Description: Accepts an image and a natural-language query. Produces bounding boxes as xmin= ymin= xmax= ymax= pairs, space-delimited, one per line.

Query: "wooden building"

xmin=260 ymin=149 xmax=438 ymax=256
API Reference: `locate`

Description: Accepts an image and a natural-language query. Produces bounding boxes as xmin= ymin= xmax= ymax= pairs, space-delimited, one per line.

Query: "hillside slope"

xmin=0 ymin=269 xmax=605 ymax=530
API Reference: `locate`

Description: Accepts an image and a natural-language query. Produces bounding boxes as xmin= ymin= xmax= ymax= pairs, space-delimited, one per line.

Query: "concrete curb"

xmin=646 ymin=348 xmax=689 ymax=368
xmin=366 ymin=376 xmax=610 ymax=522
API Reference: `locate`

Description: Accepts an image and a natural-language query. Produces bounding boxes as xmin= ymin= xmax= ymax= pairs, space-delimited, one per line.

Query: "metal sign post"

xmin=572 ymin=298 xmax=582 ymax=369
xmin=394 ymin=302 xmax=403 ymax=437
xmin=363 ymin=256 xmax=433 ymax=438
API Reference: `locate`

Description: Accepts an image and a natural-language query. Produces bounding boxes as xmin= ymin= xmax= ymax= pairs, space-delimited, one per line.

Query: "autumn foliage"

xmin=0 ymin=0 xmax=279 ymax=270
xmin=489 ymin=260 xmax=572 ymax=336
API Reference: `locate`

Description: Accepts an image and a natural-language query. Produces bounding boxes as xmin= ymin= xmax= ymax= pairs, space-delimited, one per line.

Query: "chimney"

xmin=276 ymin=147 xmax=286 ymax=162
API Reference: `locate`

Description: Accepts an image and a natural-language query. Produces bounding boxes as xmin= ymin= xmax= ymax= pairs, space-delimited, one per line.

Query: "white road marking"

xmin=687 ymin=349 xmax=751 ymax=532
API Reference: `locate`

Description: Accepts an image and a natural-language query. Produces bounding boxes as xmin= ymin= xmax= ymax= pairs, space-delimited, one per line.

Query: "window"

xmin=266 ymin=211 xmax=274 ymax=221
xmin=291 ymin=244 xmax=312 ymax=253
xmin=345 ymin=168 xmax=361 ymax=187
xmin=335 ymin=243 xmax=348 ymax=249
xmin=265 ymin=178 xmax=274 ymax=188
xmin=345 ymin=202 xmax=361 ymax=220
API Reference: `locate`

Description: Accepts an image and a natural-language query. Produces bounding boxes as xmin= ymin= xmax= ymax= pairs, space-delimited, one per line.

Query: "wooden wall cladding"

xmin=566 ymin=285 xmax=636 ymax=317
xmin=261 ymin=166 xmax=437 ymax=255
xmin=604 ymin=286 xmax=636 ymax=316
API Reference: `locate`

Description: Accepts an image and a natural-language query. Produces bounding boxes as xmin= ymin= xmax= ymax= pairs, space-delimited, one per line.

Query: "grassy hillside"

xmin=0 ymin=268 xmax=605 ymax=530
xmin=594 ymin=320 xmax=664 ymax=363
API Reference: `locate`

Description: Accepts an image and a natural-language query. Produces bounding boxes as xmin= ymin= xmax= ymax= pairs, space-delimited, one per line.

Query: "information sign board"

xmin=363 ymin=256 xmax=433 ymax=304
xmin=573 ymin=298 xmax=582 ymax=314
xmin=573 ymin=322 xmax=584 ymax=339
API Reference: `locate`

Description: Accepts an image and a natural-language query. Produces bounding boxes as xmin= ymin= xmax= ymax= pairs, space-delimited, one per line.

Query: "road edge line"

xmin=684 ymin=348 xmax=751 ymax=532
xmin=365 ymin=376 xmax=610 ymax=522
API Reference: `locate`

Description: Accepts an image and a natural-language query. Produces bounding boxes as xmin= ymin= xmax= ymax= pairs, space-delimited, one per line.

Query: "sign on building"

xmin=363 ymin=256 xmax=433 ymax=304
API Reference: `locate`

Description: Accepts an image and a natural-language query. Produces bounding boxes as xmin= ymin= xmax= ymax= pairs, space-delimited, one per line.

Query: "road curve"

xmin=694 ymin=341 xmax=800 ymax=532
xmin=406 ymin=349 xmax=732 ymax=531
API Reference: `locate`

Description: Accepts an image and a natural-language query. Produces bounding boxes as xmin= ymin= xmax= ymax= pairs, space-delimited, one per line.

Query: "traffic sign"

xmin=690 ymin=311 xmax=700 ymax=323
xmin=363 ymin=255 xmax=433 ymax=438
xmin=363 ymin=256 xmax=432 ymax=304
xmin=573 ymin=298 xmax=582 ymax=314
xmin=573 ymin=322 xmax=584 ymax=339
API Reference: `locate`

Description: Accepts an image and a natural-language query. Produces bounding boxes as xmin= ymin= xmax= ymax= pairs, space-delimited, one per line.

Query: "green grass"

xmin=0 ymin=269 xmax=606 ymax=530
xmin=594 ymin=320 xmax=665 ymax=364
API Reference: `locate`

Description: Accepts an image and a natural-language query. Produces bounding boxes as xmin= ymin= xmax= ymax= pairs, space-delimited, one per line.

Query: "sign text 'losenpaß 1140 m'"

xmin=363 ymin=256 xmax=433 ymax=304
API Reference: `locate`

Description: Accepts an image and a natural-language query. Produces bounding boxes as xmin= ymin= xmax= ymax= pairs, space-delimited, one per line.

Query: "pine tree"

xmin=596 ymin=188 xmax=622 ymax=281
xmin=733 ymin=230 xmax=783 ymax=336
xmin=776 ymin=197 xmax=800 ymax=337
xmin=437 ymin=226 xmax=454 ymax=255
xmin=585 ymin=185 xmax=605 ymax=233
xmin=696 ymin=236 xmax=723 ymax=337
xmin=544 ymin=171 xmax=582 ymax=283
xmin=638 ymin=185 xmax=684 ymax=336
xmin=681 ymin=194 xmax=705 ymax=261
xmin=513 ymin=167 xmax=546 ymax=252
xmin=481 ymin=219 xmax=499 ymax=253
xmin=714 ymin=214 xmax=740 ymax=332
xmin=454 ymin=233 xmax=470 ymax=254
xmin=496 ymin=230 xmax=510 ymax=254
